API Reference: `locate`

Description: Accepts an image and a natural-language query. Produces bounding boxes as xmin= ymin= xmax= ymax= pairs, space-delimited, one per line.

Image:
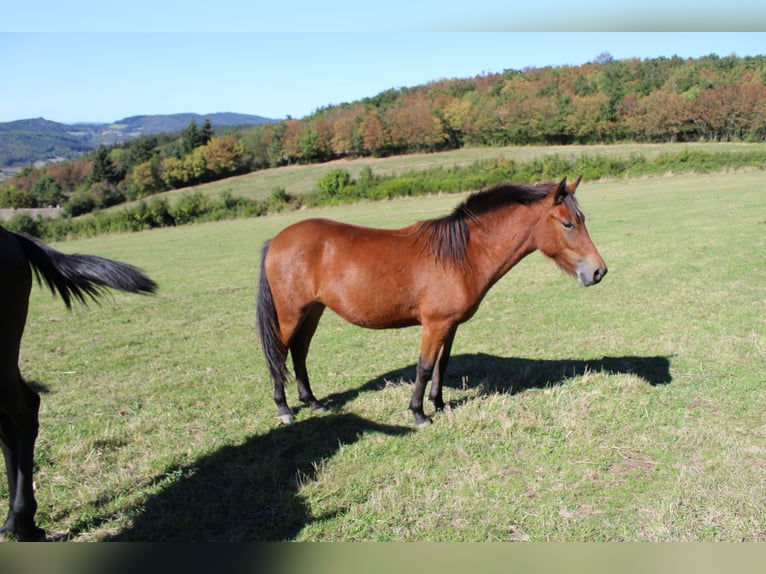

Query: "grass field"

xmin=10 ymin=167 xmax=766 ymax=541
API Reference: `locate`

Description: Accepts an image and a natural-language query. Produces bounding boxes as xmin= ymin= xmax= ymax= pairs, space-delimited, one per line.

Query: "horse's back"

xmin=272 ymin=217 xmax=394 ymax=246
xmin=268 ymin=217 xmax=410 ymax=269
xmin=265 ymin=218 xmax=427 ymax=328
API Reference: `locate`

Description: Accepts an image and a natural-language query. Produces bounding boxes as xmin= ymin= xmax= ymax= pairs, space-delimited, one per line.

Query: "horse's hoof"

xmin=0 ymin=526 xmax=47 ymax=542
xmin=278 ymin=413 xmax=295 ymax=425
xmin=414 ymin=415 xmax=432 ymax=428
xmin=24 ymin=528 xmax=48 ymax=542
xmin=312 ymin=403 xmax=329 ymax=413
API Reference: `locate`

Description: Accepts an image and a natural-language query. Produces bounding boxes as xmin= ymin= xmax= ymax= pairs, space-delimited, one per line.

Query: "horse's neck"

xmin=469 ymin=203 xmax=541 ymax=285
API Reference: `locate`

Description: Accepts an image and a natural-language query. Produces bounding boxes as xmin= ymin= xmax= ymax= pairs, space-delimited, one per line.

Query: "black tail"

xmin=256 ymin=240 xmax=289 ymax=384
xmin=16 ymin=232 xmax=157 ymax=308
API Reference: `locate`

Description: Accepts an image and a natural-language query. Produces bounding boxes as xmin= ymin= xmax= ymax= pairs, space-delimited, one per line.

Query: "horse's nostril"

xmin=593 ymin=266 xmax=607 ymax=283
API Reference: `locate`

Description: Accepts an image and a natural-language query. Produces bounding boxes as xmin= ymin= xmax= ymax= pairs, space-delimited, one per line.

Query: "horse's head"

xmin=535 ymin=176 xmax=607 ymax=286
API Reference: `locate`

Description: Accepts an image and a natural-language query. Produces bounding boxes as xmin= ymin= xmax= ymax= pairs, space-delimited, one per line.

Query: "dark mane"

xmin=411 ymin=181 xmax=582 ymax=269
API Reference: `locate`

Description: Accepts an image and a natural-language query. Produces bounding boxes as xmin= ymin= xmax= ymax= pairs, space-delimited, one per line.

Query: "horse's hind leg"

xmin=273 ymin=376 xmax=293 ymax=425
xmin=0 ymin=264 xmax=45 ymax=541
xmin=0 ymin=374 xmax=45 ymax=542
xmin=290 ymin=303 xmax=328 ymax=413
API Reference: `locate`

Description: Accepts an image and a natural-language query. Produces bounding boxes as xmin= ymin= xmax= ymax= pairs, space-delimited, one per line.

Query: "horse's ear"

xmin=567 ymin=175 xmax=583 ymax=194
xmin=554 ymin=177 xmax=568 ymax=204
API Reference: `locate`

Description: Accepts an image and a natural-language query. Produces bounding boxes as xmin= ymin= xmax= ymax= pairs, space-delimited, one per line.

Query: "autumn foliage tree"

xmin=155 ymin=135 xmax=246 ymax=189
xmin=386 ymin=92 xmax=447 ymax=152
xmin=359 ymin=109 xmax=389 ymax=156
xmin=232 ymin=53 xmax=766 ymax=161
xmin=329 ymin=105 xmax=364 ymax=156
xmin=3 ymin=55 xmax=766 ymax=214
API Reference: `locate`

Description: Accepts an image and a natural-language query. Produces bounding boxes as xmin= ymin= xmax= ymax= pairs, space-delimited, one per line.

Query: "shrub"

xmin=28 ymin=147 xmax=766 ymax=243
xmin=4 ymin=213 xmax=40 ymax=236
xmin=147 ymin=197 xmax=175 ymax=227
xmin=356 ymin=166 xmax=377 ymax=197
xmin=317 ymin=169 xmax=352 ymax=198
xmin=64 ymin=190 xmax=96 ymax=217
xmin=171 ymin=191 xmax=210 ymax=225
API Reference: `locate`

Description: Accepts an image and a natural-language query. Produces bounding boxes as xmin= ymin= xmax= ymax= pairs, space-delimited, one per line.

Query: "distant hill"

xmin=0 ymin=118 xmax=94 ymax=169
xmin=0 ymin=113 xmax=280 ymax=169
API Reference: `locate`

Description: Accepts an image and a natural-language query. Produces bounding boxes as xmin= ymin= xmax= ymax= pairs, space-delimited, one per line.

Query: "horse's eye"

xmin=562 ymin=221 xmax=574 ymax=230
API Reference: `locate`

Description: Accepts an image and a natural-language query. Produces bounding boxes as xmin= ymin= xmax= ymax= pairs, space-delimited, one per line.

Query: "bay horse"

xmin=0 ymin=226 xmax=156 ymax=541
xmin=256 ymin=177 xmax=606 ymax=428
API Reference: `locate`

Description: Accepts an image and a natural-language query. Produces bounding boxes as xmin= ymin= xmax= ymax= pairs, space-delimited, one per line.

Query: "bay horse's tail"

xmin=16 ymin=232 xmax=157 ymax=307
xmin=256 ymin=240 xmax=289 ymax=385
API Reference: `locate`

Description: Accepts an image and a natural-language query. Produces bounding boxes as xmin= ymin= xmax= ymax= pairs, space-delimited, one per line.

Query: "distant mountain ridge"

xmin=0 ymin=113 xmax=281 ymax=169
xmin=106 ymin=112 xmax=279 ymax=135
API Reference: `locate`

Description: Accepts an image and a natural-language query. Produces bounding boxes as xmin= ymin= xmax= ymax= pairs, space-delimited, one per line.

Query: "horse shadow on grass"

xmin=97 ymin=353 xmax=668 ymax=542
xmin=320 ymin=352 xmax=673 ymax=413
xmin=103 ymin=413 xmax=412 ymax=542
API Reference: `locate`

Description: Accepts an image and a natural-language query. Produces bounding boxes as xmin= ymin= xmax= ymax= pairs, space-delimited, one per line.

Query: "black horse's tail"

xmin=256 ymin=240 xmax=289 ymax=385
xmin=16 ymin=232 xmax=157 ymax=308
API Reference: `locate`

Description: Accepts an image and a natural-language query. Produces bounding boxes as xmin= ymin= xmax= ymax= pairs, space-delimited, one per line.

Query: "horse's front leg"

xmin=410 ymin=323 xmax=454 ymax=427
xmin=428 ymin=327 xmax=457 ymax=412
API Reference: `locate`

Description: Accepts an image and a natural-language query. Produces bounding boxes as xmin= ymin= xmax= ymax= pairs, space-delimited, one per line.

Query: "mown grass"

xmin=10 ymin=169 xmax=766 ymax=541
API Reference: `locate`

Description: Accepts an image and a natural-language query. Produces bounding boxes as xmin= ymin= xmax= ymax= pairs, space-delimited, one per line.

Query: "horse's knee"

xmin=0 ymin=373 xmax=40 ymax=415
xmin=416 ymin=356 xmax=435 ymax=380
xmin=0 ymin=385 xmax=39 ymax=445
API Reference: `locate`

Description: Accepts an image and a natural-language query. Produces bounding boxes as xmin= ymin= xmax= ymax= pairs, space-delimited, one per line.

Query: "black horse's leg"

xmin=428 ymin=327 xmax=457 ymax=412
xmin=290 ymin=304 xmax=327 ymax=413
xmin=0 ymin=265 xmax=45 ymax=541
xmin=0 ymin=415 xmax=18 ymax=534
xmin=0 ymin=381 xmax=45 ymax=542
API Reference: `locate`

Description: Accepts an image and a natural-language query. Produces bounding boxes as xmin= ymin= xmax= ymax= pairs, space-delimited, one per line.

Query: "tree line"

xmin=252 ymin=52 xmax=766 ymax=164
xmin=1 ymin=53 xmax=765 ymax=214
xmin=0 ymin=119 xmax=248 ymax=213
xmin=6 ymin=145 xmax=766 ymax=242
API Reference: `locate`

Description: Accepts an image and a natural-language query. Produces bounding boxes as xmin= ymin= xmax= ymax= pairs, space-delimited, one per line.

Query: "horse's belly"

xmin=322 ymin=289 xmax=421 ymax=330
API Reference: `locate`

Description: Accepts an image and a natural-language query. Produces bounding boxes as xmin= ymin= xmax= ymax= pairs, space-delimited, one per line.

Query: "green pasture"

xmin=11 ymin=170 xmax=766 ymax=541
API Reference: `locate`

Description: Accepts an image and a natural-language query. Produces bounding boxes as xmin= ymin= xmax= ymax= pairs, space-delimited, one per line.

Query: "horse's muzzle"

xmin=578 ymin=261 xmax=608 ymax=286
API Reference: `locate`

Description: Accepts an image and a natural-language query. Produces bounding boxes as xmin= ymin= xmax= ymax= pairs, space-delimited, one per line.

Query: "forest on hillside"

xmin=2 ymin=53 xmax=765 ymax=214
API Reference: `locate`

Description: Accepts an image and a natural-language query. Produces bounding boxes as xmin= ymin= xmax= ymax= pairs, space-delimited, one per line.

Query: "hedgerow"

xmin=6 ymin=147 xmax=766 ymax=242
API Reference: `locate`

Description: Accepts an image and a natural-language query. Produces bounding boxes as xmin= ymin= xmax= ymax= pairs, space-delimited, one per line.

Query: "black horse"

xmin=0 ymin=226 xmax=156 ymax=541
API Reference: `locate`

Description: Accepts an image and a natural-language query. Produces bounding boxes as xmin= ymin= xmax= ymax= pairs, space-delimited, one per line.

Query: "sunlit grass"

xmin=10 ymin=170 xmax=766 ymax=541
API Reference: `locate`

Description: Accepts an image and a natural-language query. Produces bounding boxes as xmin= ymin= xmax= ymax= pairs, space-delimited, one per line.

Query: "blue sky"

xmin=1 ymin=31 xmax=764 ymax=124
xmin=3 ymin=1 xmax=765 ymax=32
